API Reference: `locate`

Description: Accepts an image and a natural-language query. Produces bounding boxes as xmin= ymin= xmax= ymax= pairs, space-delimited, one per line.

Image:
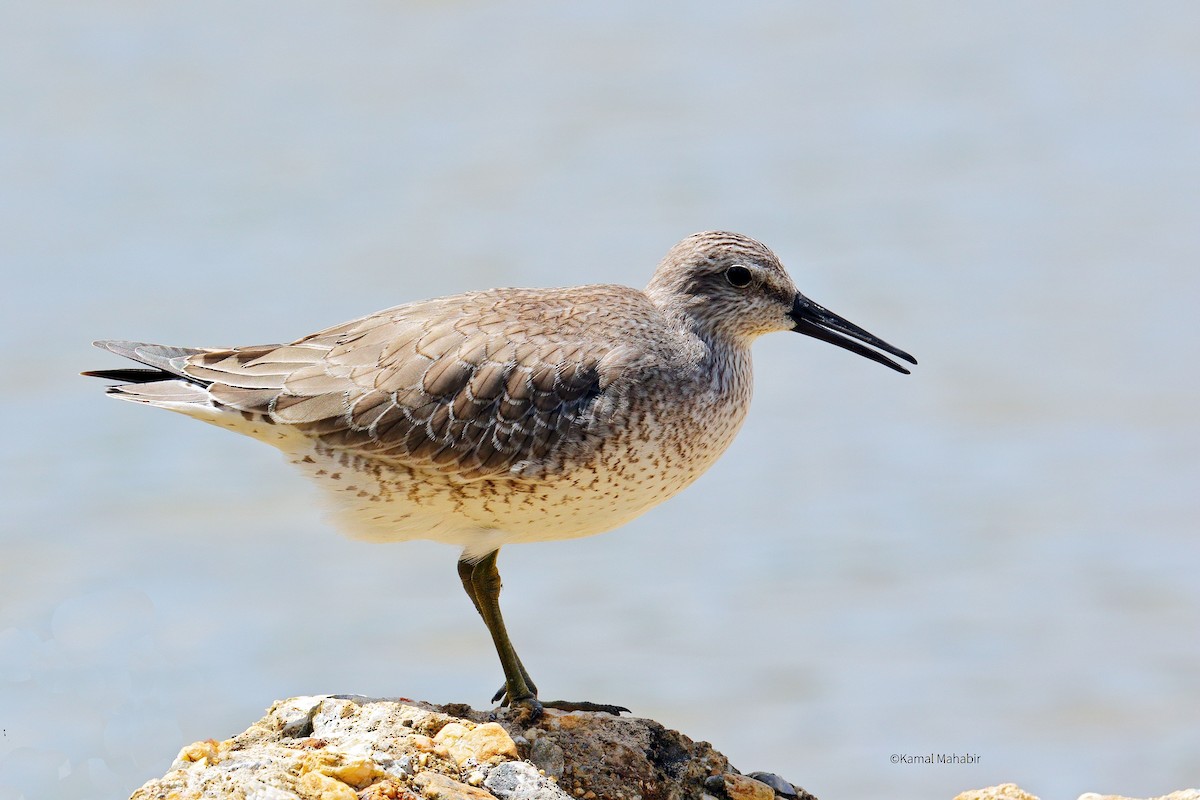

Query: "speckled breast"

xmin=290 ymin=352 xmax=754 ymax=554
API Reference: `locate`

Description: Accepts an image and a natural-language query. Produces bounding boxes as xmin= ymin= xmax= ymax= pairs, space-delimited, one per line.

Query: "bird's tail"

xmin=83 ymin=340 xmax=216 ymax=409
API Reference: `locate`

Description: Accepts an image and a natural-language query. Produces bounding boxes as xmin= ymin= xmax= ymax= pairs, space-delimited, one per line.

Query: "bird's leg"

xmin=458 ymin=550 xmax=542 ymax=717
xmin=457 ymin=550 xmax=630 ymax=719
xmin=456 ymin=552 xmax=538 ymax=703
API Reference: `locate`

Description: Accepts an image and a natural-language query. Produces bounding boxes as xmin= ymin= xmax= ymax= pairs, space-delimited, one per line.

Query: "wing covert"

xmin=180 ymin=286 xmax=659 ymax=480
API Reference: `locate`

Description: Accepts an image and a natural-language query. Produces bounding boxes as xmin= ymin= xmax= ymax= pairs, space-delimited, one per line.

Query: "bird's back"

xmin=92 ymin=283 xmax=721 ymax=482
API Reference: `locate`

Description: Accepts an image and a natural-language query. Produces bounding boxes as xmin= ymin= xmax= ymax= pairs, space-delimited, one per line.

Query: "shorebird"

xmin=85 ymin=231 xmax=915 ymax=717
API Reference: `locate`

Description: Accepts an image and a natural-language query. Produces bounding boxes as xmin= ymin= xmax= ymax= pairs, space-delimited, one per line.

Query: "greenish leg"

xmin=456 ymin=549 xmax=630 ymax=718
xmin=457 ymin=549 xmax=542 ymax=714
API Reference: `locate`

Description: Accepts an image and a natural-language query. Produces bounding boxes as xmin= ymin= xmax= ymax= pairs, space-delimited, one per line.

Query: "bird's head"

xmin=646 ymin=231 xmax=917 ymax=373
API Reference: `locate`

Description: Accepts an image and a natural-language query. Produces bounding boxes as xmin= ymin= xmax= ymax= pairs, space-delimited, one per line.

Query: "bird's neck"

xmin=701 ymin=331 xmax=754 ymax=397
xmin=645 ymin=288 xmax=756 ymax=396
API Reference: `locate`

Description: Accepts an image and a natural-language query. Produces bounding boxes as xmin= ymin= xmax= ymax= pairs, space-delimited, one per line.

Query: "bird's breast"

xmin=288 ymin=343 xmax=756 ymax=549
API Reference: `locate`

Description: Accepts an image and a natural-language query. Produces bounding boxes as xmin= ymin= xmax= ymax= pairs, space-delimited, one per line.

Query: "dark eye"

xmin=725 ymin=265 xmax=753 ymax=288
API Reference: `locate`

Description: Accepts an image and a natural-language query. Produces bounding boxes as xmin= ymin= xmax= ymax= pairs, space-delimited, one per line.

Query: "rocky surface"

xmin=954 ymin=785 xmax=1042 ymax=800
xmin=129 ymin=695 xmax=815 ymax=800
xmin=955 ymin=786 xmax=1200 ymax=800
xmin=1077 ymin=793 xmax=1200 ymax=800
xmin=128 ymin=700 xmax=1199 ymax=800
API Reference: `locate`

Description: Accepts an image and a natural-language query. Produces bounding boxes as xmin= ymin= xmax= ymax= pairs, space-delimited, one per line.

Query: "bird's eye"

xmin=725 ymin=265 xmax=753 ymax=288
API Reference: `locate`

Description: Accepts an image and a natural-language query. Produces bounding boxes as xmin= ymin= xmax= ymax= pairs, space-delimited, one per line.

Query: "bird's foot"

xmin=501 ymin=694 xmax=546 ymax=724
xmin=493 ymin=686 xmax=629 ymax=719
xmin=539 ymin=699 xmax=631 ymax=715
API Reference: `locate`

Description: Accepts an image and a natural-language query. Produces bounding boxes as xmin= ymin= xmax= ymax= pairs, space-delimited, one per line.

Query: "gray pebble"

xmin=484 ymin=760 xmax=572 ymax=800
xmin=529 ymin=737 xmax=566 ymax=780
xmin=747 ymin=772 xmax=808 ymax=799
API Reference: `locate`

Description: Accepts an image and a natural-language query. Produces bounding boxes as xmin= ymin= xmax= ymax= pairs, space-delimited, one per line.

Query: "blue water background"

xmin=2 ymin=3 xmax=1198 ymax=798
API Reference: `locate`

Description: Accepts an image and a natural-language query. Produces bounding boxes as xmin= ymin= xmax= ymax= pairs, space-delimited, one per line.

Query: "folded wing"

xmin=95 ymin=288 xmax=650 ymax=481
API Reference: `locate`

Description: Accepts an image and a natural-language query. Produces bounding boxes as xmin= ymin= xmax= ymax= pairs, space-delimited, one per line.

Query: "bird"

xmin=85 ymin=230 xmax=915 ymax=718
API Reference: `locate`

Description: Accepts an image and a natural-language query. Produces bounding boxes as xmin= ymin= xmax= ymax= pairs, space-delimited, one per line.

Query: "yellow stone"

xmin=433 ymin=721 xmax=518 ymax=766
xmin=410 ymin=733 xmax=449 ymax=755
xmin=298 ymin=771 xmax=359 ymax=800
xmin=434 ymin=722 xmax=472 ymax=746
xmin=413 ymin=771 xmax=496 ymax=800
xmin=297 ymin=750 xmax=343 ymax=775
xmin=461 ymin=722 xmax=519 ymax=765
xmin=716 ymin=774 xmax=775 ymax=800
xmin=548 ymin=713 xmax=590 ymax=732
xmin=359 ymin=781 xmax=409 ymax=800
xmin=176 ymin=739 xmax=225 ymax=765
xmin=325 ymin=759 xmax=384 ymax=789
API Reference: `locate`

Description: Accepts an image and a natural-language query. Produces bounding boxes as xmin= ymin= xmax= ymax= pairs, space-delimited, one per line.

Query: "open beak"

xmin=789 ymin=293 xmax=917 ymax=374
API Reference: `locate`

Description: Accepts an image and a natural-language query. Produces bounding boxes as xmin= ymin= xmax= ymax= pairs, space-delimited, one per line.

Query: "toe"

xmin=540 ymin=700 xmax=630 ymax=715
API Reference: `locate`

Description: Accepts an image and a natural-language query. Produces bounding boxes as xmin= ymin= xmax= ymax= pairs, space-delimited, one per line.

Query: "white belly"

xmin=285 ymin=394 xmax=749 ymax=559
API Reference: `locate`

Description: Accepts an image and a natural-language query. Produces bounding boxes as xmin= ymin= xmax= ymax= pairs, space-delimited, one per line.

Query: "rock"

xmin=127 ymin=695 xmax=811 ymax=800
xmin=360 ymin=782 xmax=420 ymax=800
xmin=126 ymin=699 xmax=1198 ymax=800
xmin=527 ymin=737 xmax=566 ymax=781
xmin=955 ymin=785 xmax=1041 ymax=800
xmin=415 ymin=771 xmax=498 ymax=800
xmin=278 ymin=696 xmax=324 ymax=738
xmin=746 ymin=772 xmax=809 ymax=799
xmin=956 ymin=788 xmax=1200 ymax=800
xmin=435 ymin=722 xmax=521 ymax=767
xmin=484 ymin=760 xmax=572 ymax=800
xmin=530 ymin=704 xmax=738 ymax=800
xmin=299 ymin=770 xmax=360 ymax=800
xmin=703 ymin=773 xmax=775 ymax=800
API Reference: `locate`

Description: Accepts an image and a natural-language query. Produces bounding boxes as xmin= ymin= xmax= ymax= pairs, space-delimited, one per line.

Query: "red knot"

xmin=85 ymin=230 xmax=916 ymax=718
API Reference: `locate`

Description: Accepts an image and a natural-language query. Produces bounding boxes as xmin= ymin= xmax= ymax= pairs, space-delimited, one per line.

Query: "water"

xmin=2 ymin=2 xmax=1198 ymax=798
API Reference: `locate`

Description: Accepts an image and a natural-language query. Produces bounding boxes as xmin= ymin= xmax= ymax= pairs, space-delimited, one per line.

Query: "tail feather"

xmin=91 ymin=340 xmax=209 ymax=380
xmin=81 ymin=367 xmax=171 ymax=384
xmin=85 ymin=340 xmax=216 ymax=409
xmin=85 ymin=340 xmax=306 ymax=448
xmin=103 ymin=379 xmax=214 ymax=407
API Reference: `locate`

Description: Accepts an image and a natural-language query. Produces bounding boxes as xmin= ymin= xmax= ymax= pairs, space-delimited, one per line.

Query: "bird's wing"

xmin=180 ymin=287 xmax=655 ymax=480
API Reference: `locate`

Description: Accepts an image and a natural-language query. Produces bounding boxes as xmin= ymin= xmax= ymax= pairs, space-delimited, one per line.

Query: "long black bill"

xmin=789 ymin=294 xmax=917 ymax=375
